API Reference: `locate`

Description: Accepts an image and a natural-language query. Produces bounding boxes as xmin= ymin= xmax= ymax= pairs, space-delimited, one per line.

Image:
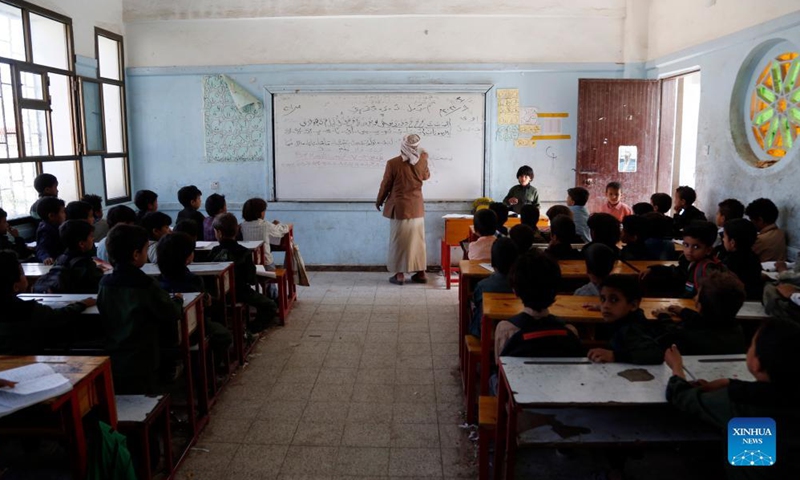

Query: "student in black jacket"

xmin=545 ymin=215 xmax=583 ymax=260
xmin=719 ymin=218 xmax=764 ymax=300
xmin=672 ymin=186 xmax=707 ymax=239
xmin=620 ymin=214 xmax=650 ymax=261
xmin=0 ymin=208 xmax=32 ymax=260
xmin=33 ymin=220 xmax=104 ymax=294
xmin=176 ymin=185 xmax=205 ymax=240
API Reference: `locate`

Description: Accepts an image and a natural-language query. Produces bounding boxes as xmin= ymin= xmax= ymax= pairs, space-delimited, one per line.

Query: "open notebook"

xmin=0 ymin=364 xmax=72 ymax=418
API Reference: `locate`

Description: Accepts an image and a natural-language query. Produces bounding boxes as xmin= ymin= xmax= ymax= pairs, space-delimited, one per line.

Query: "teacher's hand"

xmin=375 ymin=203 xmax=382 ymax=211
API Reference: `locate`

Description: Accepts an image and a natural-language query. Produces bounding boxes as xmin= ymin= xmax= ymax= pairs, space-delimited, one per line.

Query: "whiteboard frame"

xmin=265 ymin=84 xmax=493 ymax=202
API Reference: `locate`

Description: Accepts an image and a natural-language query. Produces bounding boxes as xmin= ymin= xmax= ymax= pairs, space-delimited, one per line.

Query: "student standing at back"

xmin=672 ymin=186 xmax=707 ymax=238
xmin=745 ymin=198 xmax=787 ymax=262
xmin=502 ymin=165 xmax=539 ymax=214
xmin=176 ymin=185 xmax=205 ymax=240
xmin=29 ymin=173 xmax=58 ymax=220
xmin=96 ymin=205 xmax=137 ymax=262
xmin=240 ymin=198 xmax=290 ymax=269
xmin=203 ymin=193 xmax=227 ymax=241
xmin=35 ymin=197 xmax=66 ymax=265
xmin=133 ymin=189 xmax=158 ymax=224
xmin=596 ymin=181 xmax=632 ymax=222
xmin=567 ymin=187 xmax=591 ymax=242
xmin=33 ymin=220 xmax=103 ymax=294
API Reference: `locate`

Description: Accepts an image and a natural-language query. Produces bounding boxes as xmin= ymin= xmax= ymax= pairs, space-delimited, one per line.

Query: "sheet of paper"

xmin=518 ymin=124 xmax=542 ymax=135
xmin=496 ymin=89 xmax=519 ymax=125
xmin=442 ymin=214 xmax=472 ymax=219
xmin=515 ymin=138 xmax=537 ymax=148
xmin=479 ymin=263 xmax=495 ymax=273
xmin=761 ymin=261 xmax=795 ymax=272
xmin=519 ymin=107 xmax=538 ymax=125
xmin=0 ymin=364 xmax=72 ymax=418
xmin=496 ymin=125 xmax=519 ymax=142
xmin=256 ymin=269 xmax=277 ymax=279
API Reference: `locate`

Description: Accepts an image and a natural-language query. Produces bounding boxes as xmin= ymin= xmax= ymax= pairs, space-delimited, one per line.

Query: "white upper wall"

xmin=648 ymin=0 xmax=800 ymax=60
xmin=30 ymin=0 xmax=123 ymax=59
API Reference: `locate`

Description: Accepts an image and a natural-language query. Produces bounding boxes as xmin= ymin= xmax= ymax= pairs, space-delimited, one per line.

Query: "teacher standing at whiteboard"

xmin=376 ymin=134 xmax=431 ymax=285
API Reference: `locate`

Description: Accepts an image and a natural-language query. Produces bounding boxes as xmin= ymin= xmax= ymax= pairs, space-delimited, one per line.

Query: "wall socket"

xmin=210 ymin=182 xmax=220 ymax=190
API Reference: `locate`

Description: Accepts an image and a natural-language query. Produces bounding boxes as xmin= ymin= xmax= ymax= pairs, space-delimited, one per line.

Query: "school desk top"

xmin=622 ymin=260 xmax=679 ymax=271
xmin=195 ymin=240 xmax=264 ymax=251
xmin=458 ymin=259 xmax=637 ymax=281
xmin=23 ymin=261 xmax=233 ymax=279
xmin=18 ymin=292 xmax=201 ymax=316
xmin=681 ymin=355 xmax=750 ymax=382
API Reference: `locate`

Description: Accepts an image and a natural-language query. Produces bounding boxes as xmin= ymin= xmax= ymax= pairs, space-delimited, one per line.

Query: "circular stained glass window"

xmin=747 ymin=51 xmax=800 ymax=168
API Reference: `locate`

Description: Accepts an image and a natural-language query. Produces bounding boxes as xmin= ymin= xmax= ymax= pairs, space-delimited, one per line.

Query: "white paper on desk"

xmin=257 ymin=268 xmax=277 ymax=279
xmin=442 ymin=214 xmax=472 ymax=219
xmin=0 ymin=364 xmax=72 ymax=418
xmin=761 ymin=261 xmax=795 ymax=272
xmin=479 ymin=263 xmax=495 ymax=273
xmin=764 ymin=272 xmax=779 ymax=281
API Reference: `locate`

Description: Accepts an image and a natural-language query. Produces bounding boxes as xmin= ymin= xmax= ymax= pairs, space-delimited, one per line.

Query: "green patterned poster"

xmin=202 ymin=75 xmax=265 ymax=163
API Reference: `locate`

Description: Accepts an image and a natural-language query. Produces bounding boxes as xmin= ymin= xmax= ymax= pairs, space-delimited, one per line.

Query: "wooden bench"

xmin=463 ymin=335 xmax=481 ymax=422
xmin=115 ymin=395 xmax=173 ymax=480
xmin=478 ymin=395 xmax=498 ymax=480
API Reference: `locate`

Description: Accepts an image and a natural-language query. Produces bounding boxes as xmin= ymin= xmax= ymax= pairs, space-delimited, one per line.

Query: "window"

xmin=94 ymin=28 xmax=129 ymax=203
xmin=0 ymin=0 xmax=78 ymax=219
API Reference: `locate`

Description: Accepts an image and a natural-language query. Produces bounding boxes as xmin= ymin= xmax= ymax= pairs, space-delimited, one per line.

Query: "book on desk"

xmin=0 ymin=363 xmax=72 ymax=418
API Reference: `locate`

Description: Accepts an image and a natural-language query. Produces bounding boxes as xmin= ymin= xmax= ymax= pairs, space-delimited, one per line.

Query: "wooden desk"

xmin=0 ymin=356 xmax=116 ymax=479
xmin=22 ymin=263 xmax=51 ymax=284
xmin=196 ymin=240 xmax=266 ymax=264
xmin=558 ymin=260 xmax=637 ymax=279
xmin=458 ymin=260 xmax=494 ymax=370
xmin=268 ymin=224 xmax=297 ymax=318
xmin=622 ymin=260 xmax=679 ymax=272
xmin=682 ymin=354 xmax=750 ymax=382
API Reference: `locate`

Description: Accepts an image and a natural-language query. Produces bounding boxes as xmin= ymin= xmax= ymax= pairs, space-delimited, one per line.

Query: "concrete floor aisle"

xmin=176 ymin=271 xmax=476 ymax=479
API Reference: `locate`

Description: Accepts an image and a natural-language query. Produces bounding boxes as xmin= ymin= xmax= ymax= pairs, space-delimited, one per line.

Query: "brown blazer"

xmin=377 ymin=152 xmax=431 ymax=220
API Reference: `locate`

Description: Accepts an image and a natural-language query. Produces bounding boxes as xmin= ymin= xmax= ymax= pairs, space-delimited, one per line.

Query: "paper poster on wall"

xmin=496 ymin=89 xmax=519 ymax=125
xmin=618 ymin=145 xmax=638 ymax=173
xmin=202 ymin=75 xmax=265 ymax=163
xmin=518 ymin=124 xmax=542 ymax=135
xmin=515 ymin=138 xmax=537 ymax=148
xmin=496 ymin=125 xmax=519 ymax=141
xmin=520 ymin=107 xmax=538 ymax=125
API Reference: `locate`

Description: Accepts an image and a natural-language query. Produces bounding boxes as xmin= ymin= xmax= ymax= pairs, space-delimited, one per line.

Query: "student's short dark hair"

xmin=173 ymin=219 xmax=198 ymax=239
xmin=697 ymin=271 xmax=745 ymax=322
xmin=242 ymin=198 xmax=268 ymax=222
xmin=683 ymin=221 xmax=717 ymax=247
xmin=81 ymin=194 xmax=103 ymax=213
xmin=106 ymin=205 xmax=137 ymax=228
xmin=509 ymin=249 xmax=561 ymax=310
xmin=134 ymin=190 xmax=158 ymax=211
xmin=550 ymin=215 xmax=576 ymax=242
xmin=567 ymin=187 xmax=589 ymax=206
xmin=745 ymin=198 xmax=779 ymax=225
xmin=650 ymin=193 xmax=672 ymax=213
xmin=473 ymin=209 xmax=498 ymax=237
xmin=0 ymin=251 xmax=22 ymax=294
xmin=622 ymin=215 xmax=649 ymax=240
xmin=178 ymin=185 xmax=202 ymax=208
xmin=753 ymin=319 xmax=800 ymax=388
xmin=723 ymin=218 xmax=758 ymax=251
xmin=643 ymin=212 xmax=672 ymax=238
xmin=717 ymin=198 xmax=745 ymax=221
xmin=65 ymin=201 xmax=93 ymax=221
xmin=212 ymin=213 xmax=239 ymax=238
xmin=546 ymin=205 xmax=572 ymax=222
xmin=587 ymin=213 xmax=621 ymax=248
xmin=516 ymin=165 xmax=534 ymax=179
xmin=205 ymin=193 xmax=226 ymax=216
xmin=0 ymin=208 xmax=6 ymax=219
xmin=606 ymin=181 xmax=621 ymax=191
xmin=584 ymin=243 xmax=617 ymax=278
xmin=509 ymin=224 xmax=535 ymax=252
xmin=632 ymin=202 xmax=654 ymax=215
xmin=519 ymin=205 xmax=540 ymax=229
xmin=675 ymin=186 xmax=697 ymax=205
xmin=157 ymin=232 xmax=195 ymax=280
xmin=600 ymin=274 xmax=642 ymax=302
xmin=488 ymin=202 xmax=509 ymax=228
xmin=37 ymin=196 xmax=65 ymax=221
xmin=33 ymin=173 xmax=57 ymax=194
xmin=141 ymin=212 xmax=172 ymax=240
xmin=106 ymin=224 xmax=149 ymax=266
xmin=59 ymin=219 xmax=94 ymax=250
xmin=491 ymin=237 xmax=519 ymax=275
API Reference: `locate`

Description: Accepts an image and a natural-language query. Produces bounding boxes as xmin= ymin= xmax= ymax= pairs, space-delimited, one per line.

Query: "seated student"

xmin=0 ymin=252 xmax=94 ymax=355
xmin=96 ymin=205 xmax=136 ymax=262
xmin=176 ymin=185 xmax=205 ymax=240
xmin=156 ymin=232 xmax=233 ymax=363
xmin=646 ymin=221 xmax=721 ymax=298
xmin=494 ymin=249 xmax=583 ymax=365
xmin=82 ymin=194 xmax=109 ymax=240
xmin=508 ymin=224 xmax=535 ymax=253
xmin=720 ymin=218 xmax=763 ymax=300
xmin=240 ymin=198 xmax=290 ymax=269
xmin=632 ymin=202 xmax=654 ymax=215
xmin=210 ymin=213 xmax=277 ymax=332
xmin=173 ymin=219 xmax=199 ymax=241
xmin=587 ymin=275 xmax=664 ymax=364
xmin=203 ymin=193 xmax=227 ymax=241
xmin=642 ymin=212 xmax=677 ymax=260
xmin=65 ymin=200 xmax=94 ymax=224
xmin=714 ymin=198 xmax=745 ymax=250
xmin=134 ymin=189 xmax=158 ymax=224
xmin=35 ymin=197 xmax=66 ymax=265
xmin=567 ymin=187 xmax=591 ymax=243
xmin=745 ymin=198 xmax=787 ymax=262
xmin=469 ymin=237 xmax=517 ymax=337
xmin=467 ymin=209 xmax=497 ymax=261
xmin=596 ymin=181 xmax=632 ymax=222
xmin=488 ymin=202 xmax=510 ymax=236
xmin=654 ymin=271 xmax=746 ymax=355
xmin=672 ymin=186 xmax=707 ymax=239
xmin=32 ymin=220 xmax=103 ymax=294
xmin=665 ymin=320 xmax=800 ymax=480
xmin=620 ymin=214 xmax=650 ymax=261
xmin=0 ymin=208 xmax=33 ymax=260
xmin=545 ymin=215 xmax=582 ymax=260
xmin=585 ymin=212 xmax=621 ymax=255
xmin=502 ymin=165 xmax=539 ymax=214
xmin=765 ymin=283 xmax=800 ymax=323
xmin=519 ymin=204 xmax=548 ymax=243
xmin=574 ymin=243 xmax=616 ymax=296
xmin=29 ymin=173 xmax=58 ymax=220
xmin=546 ymin=205 xmax=573 ymax=221
xmin=98 ymin=224 xmax=183 ymax=394
xmin=141 ymin=212 xmax=172 ymax=263
xmin=650 ymin=192 xmax=672 ymax=215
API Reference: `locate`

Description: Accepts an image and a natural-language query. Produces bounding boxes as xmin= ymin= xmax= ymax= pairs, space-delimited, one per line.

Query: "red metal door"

xmin=576 ymin=79 xmax=661 ymax=212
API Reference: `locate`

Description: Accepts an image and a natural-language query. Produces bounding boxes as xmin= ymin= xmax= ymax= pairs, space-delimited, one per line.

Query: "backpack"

xmin=32 ymin=256 xmax=85 ymax=293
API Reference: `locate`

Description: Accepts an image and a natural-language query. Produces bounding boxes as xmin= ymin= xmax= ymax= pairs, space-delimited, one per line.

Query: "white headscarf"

xmin=400 ymin=134 xmax=422 ymax=165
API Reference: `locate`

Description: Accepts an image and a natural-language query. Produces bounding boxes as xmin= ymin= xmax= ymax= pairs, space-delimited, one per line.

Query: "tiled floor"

xmin=176 ymin=271 xmax=476 ymax=480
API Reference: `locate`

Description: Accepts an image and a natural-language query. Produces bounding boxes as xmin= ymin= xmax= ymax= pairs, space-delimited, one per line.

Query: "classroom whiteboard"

xmin=273 ymin=92 xmax=486 ymax=201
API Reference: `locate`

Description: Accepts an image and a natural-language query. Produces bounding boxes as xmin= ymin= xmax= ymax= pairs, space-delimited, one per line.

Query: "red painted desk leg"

xmin=181 ymin=310 xmax=197 ymax=438
xmin=493 ymin=368 xmax=510 ymax=480
xmin=480 ymin=314 xmax=492 ymax=396
xmin=66 ymin=394 xmax=88 ymax=480
xmin=442 ymin=239 xmax=451 ymax=290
